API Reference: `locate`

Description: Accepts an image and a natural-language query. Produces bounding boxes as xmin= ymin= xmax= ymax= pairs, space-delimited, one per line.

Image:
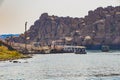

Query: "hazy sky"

xmin=0 ymin=0 xmax=119 ymax=34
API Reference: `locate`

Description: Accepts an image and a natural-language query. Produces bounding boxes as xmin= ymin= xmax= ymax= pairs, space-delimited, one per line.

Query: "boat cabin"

xmin=63 ymin=46 xmax=86 ymax=54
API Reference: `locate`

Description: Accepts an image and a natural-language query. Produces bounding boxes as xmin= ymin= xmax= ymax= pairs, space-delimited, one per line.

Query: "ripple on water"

xmin=0 ymin=52 xmax=120 ymax=80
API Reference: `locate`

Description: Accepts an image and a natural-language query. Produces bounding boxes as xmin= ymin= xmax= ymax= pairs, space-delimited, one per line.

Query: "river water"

xmin=0 ymin=51 xmax=120 ymax=80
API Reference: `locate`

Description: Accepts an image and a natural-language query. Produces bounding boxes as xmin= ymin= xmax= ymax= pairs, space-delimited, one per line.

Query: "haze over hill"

xmin=0 ymin=34 xmax=19 ymax=39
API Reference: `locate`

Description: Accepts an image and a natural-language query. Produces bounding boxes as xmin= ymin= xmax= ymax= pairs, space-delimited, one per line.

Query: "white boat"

xmin=63 ymin=46 xmax=87 ymax=54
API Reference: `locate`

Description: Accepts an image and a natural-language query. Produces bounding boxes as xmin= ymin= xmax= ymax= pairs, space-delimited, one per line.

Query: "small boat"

xmin=101 ymin=45 xmax=109 ymax=52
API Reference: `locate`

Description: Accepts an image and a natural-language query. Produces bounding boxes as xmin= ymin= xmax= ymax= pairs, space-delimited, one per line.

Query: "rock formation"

xmin=9 ymin=6 xmax=120 ymax=49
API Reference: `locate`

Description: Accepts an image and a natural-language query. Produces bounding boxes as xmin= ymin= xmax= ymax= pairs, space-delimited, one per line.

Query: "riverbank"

xmin=0 ymin=46 xmax=32 ymax=61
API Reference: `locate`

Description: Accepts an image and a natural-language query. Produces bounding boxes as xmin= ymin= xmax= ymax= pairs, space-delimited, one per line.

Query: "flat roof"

xmin=63 ymin=46 xmax=86 ymax=48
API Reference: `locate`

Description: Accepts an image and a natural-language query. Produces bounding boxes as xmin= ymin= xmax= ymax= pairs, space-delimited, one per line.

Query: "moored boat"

xmin=101 ymin=45 xmax=109 ymax=52
xmin=63 ymin=46 xmax=87 ymax=54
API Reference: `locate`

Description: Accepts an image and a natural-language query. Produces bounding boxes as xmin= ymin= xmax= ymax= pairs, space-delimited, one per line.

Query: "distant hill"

xmin=9 ymin=6 xmax=120 ymax=49
xmin=0 ymin=34 xmax=19 ymax=39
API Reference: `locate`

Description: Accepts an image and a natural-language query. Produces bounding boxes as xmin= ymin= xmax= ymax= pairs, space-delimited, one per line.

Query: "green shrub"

xmin=0 ymin=46 xmax=26 ymax=60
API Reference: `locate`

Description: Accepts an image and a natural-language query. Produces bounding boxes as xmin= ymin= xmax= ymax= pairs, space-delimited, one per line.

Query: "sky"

xmin=0 ymin=0 xmax=119 ymax=34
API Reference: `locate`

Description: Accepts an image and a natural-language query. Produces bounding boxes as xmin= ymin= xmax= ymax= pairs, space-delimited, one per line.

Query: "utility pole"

xmin=25 ymin=21 xmax=27 ymax=51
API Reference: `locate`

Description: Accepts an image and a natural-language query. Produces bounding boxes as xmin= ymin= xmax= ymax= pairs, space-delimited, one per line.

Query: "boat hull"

xmin=75 ymin=51 xmax=87 ymax=54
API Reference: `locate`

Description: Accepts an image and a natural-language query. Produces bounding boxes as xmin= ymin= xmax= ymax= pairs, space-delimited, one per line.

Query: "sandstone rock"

xmin=9 ymin=6 xmax=120 ymax=46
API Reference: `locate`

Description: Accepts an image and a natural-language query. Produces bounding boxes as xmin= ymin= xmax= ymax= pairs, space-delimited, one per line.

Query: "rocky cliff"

xmin=10 ymin=6 xmax=120 ymax=48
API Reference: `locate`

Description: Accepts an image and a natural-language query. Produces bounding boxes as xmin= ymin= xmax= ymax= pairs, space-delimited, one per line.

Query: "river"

xmin=0 ymin=51 xmax=120 ymax=80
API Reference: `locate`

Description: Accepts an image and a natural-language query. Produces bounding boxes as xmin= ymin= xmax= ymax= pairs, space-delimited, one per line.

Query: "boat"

xmin=101 ymin=45 xmax=109 ymax=52
xmin=63 ymin=46 xmax=87 ymax=54
xmin=74 ymin=47 xmax=87 ymax=54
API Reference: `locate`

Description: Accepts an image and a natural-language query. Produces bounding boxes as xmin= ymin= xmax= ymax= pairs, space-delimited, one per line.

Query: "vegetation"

xmin=0 ymin=46 xmax=29 ymax=61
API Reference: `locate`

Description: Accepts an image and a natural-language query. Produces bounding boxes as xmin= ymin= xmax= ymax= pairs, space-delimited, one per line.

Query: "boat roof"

xmin=63 ymin=45 xmax=86 ymax=48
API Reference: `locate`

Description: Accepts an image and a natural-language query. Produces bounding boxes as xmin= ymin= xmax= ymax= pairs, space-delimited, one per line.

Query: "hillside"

xmin=9 ymin=6 xmax=120 ymax=49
